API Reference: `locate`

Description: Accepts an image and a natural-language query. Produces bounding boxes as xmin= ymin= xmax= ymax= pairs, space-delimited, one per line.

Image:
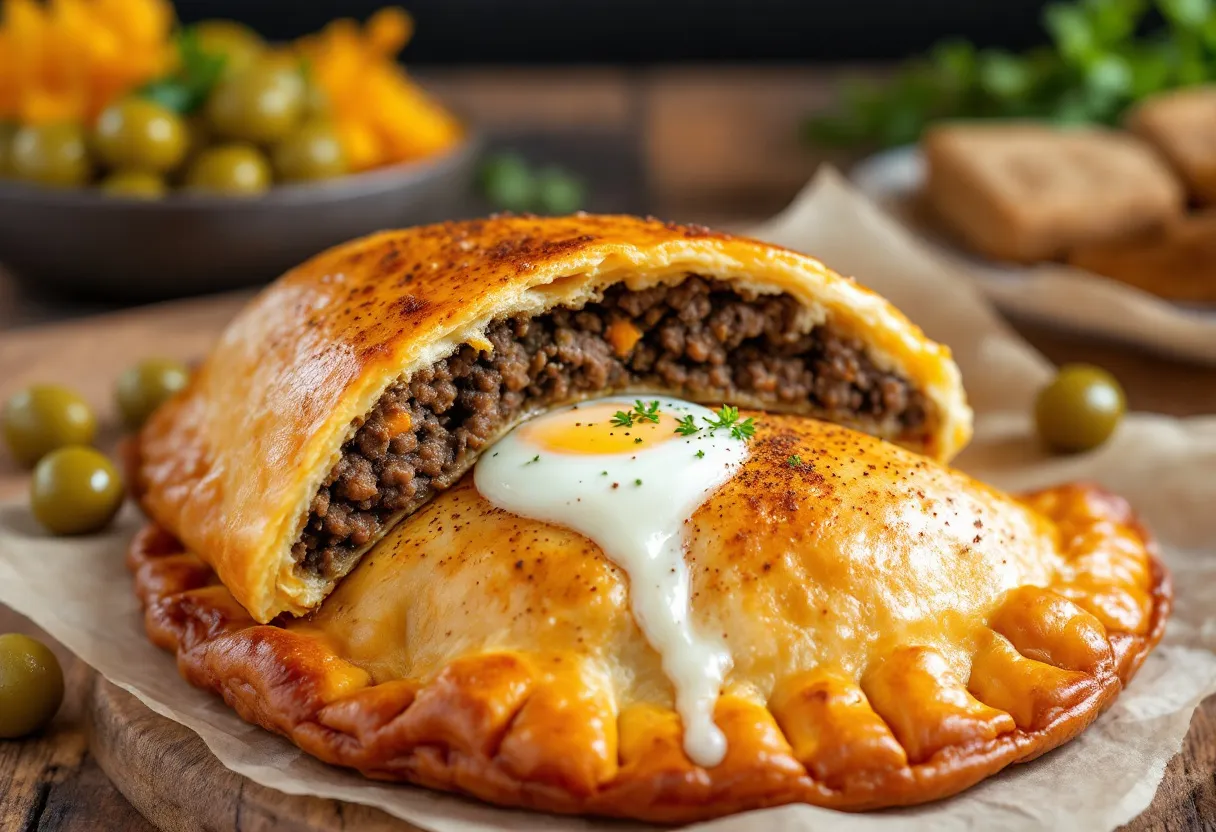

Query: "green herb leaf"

xmin=695 ymin=449 xmax=706 ymax=459
xmin=611 ymin=410 xmax=635 ymax=428
xmin=534 ymin=168 xmax=585 ymax=215
xmin=633 ymin=400 xmax=661 ymax=423
xmin=1159 ymin=0 xmax=1212 ymax=30
xmin=675 ymin=415 xmax=701 ymax=436
xmin=479 ymin=153 xmax=536 ymax=213
xmin=700 ymin=404 xmax=757 ymax=442
xmin=1045 ymin=3 xmax=1097 ymax=64
xmin=787 ymin=455 xmax=803 ymax=467
xmin=730 ymin=417 xmax=757 ymax=441
xmin=137 ymin=28 xmax=227 ymax=115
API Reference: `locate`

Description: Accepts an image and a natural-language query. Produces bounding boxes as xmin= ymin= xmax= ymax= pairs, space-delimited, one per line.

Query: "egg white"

xmin=474 ymin=395 xmax=751 ymax=767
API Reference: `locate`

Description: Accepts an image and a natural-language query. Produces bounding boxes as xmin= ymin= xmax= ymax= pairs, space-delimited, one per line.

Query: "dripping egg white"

xmin=474 ymin=395 xmax=752 ymax=767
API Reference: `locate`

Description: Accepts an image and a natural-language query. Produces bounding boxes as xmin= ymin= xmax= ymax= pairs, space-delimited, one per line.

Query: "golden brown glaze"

xmin=134 ymin=215 xmax=972 ymax=622
xmin=129 ymin=415 xmax=1170 ymax=823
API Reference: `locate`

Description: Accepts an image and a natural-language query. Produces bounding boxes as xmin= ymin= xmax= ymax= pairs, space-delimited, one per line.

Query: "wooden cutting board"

xmin=2 ymin=292 xmax=1216 ymax=831
xmin=86 ymin=680 xmax=416 ymax=832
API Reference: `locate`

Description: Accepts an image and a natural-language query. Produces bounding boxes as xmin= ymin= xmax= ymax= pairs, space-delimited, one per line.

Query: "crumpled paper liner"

xmin=2 ymin=169 xmax=1215 ymax=832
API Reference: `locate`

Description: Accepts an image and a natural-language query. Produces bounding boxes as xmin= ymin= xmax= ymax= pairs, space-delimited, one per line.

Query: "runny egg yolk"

xmin=474 ymin=396 xmax=752 ymax=768
xmin=518 ymin=401 xmax=683 ymax=455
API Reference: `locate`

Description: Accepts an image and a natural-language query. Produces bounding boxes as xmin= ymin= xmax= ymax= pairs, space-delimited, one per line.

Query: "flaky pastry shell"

xmin=134 ymin=215 xmax=972 ymax=622
xmin=128 ymin=415 xmax=1170 ymax=824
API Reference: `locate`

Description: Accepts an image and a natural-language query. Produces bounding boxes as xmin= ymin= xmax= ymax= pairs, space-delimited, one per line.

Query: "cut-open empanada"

xmin=129 ymin=412 xmax=1170 ymax=823
xmin=134 ymin=215 xmax=971 ymax=622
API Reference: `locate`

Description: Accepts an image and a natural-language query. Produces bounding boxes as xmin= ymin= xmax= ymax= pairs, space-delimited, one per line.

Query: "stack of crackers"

xmin=923 ymin=87 xmax=1216 ymax=304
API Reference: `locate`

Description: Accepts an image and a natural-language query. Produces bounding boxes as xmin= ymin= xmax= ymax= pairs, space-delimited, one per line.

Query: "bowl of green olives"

xmin=0 ymin=54 xmax=479 ymax=302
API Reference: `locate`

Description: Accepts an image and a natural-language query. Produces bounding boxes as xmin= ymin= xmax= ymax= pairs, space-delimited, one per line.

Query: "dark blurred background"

xmin=174 ymin=0 xmax=1054 ymax=62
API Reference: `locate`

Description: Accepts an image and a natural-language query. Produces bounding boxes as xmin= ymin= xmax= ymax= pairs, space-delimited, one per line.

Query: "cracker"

xmin=1069 ymin=211 xmax=1216 ymax=304
xmin=1126 ymin=85 xmax=1216 ymax=203
xmin=923 ymin=123 xmax=1183 ymax=263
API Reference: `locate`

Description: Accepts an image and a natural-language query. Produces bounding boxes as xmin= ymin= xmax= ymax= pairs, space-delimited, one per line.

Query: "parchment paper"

xmin=2 ymin=169 xmax=1215 ymax=831
xmin=850 ymin=145 xmax=1216 ymax=365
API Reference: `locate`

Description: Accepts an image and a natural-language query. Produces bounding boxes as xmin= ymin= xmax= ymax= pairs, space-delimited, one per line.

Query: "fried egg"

xmin=474 ymin=395 xmax=752 ymax=767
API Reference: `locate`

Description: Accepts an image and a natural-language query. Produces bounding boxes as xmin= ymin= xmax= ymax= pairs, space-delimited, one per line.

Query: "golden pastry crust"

xmin=134 ymin=214 xmax=972 ymax=623
xmin=128 ymin=415 xmax=1170 ymax=823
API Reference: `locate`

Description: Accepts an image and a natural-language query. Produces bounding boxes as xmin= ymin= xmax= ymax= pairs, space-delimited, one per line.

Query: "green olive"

xmin=272 ymin=122 xmax=347 ymax=182
xmin=184 ymin=143 xmax=271 ymax=195
xmin=2 ymin=385 xmax=97 ymax=468
xmin=183 ymin=116 xmax=210 ymax=161
xmin=0 ymin=122 xmax=16 ymax=177
xmin=30 ymin=446 xmax=124 ymax=535
xmin=205 ymin=60 xmax=306 ymax=144
xmin=93 ymin=98 xmax=187 ymax=174
xmin=191 ymin=19 xmax=265 ymax=77
xmin=100 ymin=170 xmax=167 ymax=199
xmin=115 ymin=358 xmax=190 ymax=430
xmin=0 ymin=634 xmax=64 ymax=738
xmin=1035 ymin=364 xmax=1127 ymax=453
xmin=10 ymin=123 xmax=91 ymax=187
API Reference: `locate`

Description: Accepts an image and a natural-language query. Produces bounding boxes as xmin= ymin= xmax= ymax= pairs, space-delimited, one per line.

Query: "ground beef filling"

xmin=293 ymin=277 xmax=928 ymax=578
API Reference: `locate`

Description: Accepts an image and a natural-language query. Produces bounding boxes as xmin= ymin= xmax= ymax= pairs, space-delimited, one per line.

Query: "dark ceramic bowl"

xmin=0 ymin=133 xmax=481 ymax=303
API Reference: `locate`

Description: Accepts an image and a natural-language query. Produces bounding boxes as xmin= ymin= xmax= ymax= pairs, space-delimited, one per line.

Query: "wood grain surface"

xmin=87 ymin=680 xmax=411 ymax=832
xmin=0 ymin=66 xmax=1214 ymax=831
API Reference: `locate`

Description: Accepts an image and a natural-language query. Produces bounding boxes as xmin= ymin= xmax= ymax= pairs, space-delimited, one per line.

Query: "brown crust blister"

xmin=127 ymin=476 xmax=1171 ymax=824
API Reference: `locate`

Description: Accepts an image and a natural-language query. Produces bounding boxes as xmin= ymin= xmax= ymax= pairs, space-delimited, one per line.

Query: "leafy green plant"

xmin=805 ymin=0 xmax=1216 ymax=147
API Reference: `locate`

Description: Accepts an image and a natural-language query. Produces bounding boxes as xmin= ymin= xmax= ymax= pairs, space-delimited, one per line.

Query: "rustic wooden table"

xmin=1 ymin=67 xmax=1214 ymax=830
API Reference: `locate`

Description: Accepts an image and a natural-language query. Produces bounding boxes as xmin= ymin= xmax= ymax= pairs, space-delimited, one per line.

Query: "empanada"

xmin=129 ymin=411 xmax=1169 ymax=823
xmin=134 ymin=215 xmax=972 ymax=622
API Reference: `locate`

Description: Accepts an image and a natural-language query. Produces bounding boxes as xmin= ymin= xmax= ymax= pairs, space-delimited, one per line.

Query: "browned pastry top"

xmin=128 ymin=414 xmax=1170 ymax=823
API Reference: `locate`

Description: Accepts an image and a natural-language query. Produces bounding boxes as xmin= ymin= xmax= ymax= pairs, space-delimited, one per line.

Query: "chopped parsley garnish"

xmin=634 ymin=478 xmax=643 ymax=486
xmin=702 ymin=404 xmax=757 ymax=441
xmin=675 ymin=415 xmax=700 ymax=436
xmin=611 ymin=410 xmax=634 ymax=428
xmin=634 ymin=437 xmax=643 ymax=444
xmin=526 ymin=454 xmax=540 ymax=465
xmin=613 ymin=400 xmax=662 ymax=428
xmin=695 ymin=449 xmax=706 ymax=459
xmin=601 ymin=470 xmax=608 ymax=476
xmin=787 ymin=454 xmax=803 ymax=467
xmin=633 ymin=399 xmax=661 ymax=423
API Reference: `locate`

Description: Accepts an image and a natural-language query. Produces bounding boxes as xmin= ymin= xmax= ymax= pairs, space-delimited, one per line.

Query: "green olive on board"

xmin=9 ymin=123 xmax=91 ymax=187
xmin=30 ymin=446 xmax=124 ymax=535
xmin=272 ymin=121 xmax=347 ymax=182
xmin=184 ymin=143 xmax=271 ymax=195
xmin=100 ymin=169 xmax=167 ymax=199
xmin=0 ymin=633 xmax=65 ymax=738
xmin=114 ymin=358 xmax=190 ymax=430
xmin=92 ymin=97 xmax=188 ymax=174
xmin=1034 ymin=364 xmax=1127 ymax=453
xmin=2 ymin=385 xmax=97 ymax=468
xmin=205 ymin=60 xmax=306 ymax=144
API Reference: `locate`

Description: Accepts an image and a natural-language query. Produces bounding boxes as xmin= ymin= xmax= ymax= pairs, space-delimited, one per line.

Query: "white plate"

xmin=850 ymin=146 xmax=1216 ymax=364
